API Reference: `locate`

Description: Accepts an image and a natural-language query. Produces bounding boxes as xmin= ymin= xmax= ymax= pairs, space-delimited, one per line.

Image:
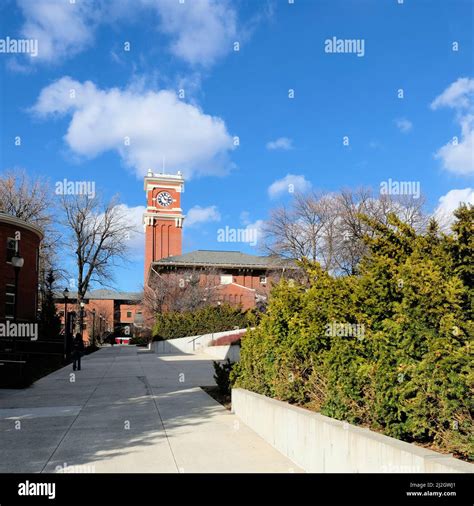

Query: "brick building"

xmin=149 ymin=250 xmax=297 ymax=311
xmin=54 ymin=289 xmax=142 ymax=345
xmin=143 ymin=172 xmax=298 ymax=311
xmin=0 ymin=212 xmax=43 ymax=323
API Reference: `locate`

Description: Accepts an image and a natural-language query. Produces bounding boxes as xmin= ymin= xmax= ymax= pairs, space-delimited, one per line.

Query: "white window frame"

xmin=5 ymin=284 xmax=15 ymax=319
xmin=6 ymin=237 xmax=17 ymax=264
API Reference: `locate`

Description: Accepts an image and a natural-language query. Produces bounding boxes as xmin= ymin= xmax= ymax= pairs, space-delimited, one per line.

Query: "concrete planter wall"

xmin=153 ymin=329 xmax=246 ymax=355
xmin=204 ymin=344 xmax=240 ymax=362
xmin=232 ymin=388 xmax=473 ymax=474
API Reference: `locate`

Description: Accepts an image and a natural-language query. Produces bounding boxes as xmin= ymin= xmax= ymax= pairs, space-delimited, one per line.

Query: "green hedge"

xmin=232 ymin=206 xmax=474 ymax=461
xmin=153 ymin=304 xmax=253 ymax=340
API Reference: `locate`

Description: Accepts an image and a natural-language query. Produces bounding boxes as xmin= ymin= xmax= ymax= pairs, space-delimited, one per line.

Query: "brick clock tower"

xmin=143 ymin=170 xmax=185 ymax=283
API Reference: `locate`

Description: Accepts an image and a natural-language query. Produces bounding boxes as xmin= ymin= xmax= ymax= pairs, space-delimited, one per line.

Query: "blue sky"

xmin=1 ymin=0 xmax=473 ymax=292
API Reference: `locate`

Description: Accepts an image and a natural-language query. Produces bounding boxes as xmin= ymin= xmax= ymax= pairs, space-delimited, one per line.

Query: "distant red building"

xmin=0 ymin=213 xmax=43 ymax=323
xmin=54 ymin=289 xmax=142 ymax=345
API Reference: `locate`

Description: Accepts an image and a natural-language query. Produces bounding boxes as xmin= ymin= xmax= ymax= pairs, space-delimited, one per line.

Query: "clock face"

xmin=157 ymin=191 xmax=173 ymax=207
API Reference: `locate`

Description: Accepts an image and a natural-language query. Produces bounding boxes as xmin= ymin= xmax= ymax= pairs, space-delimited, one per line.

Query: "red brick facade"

xmin=0 ymin=214 xmax=43 ymax=323
xmin=55 ymin=291 xmax=142 ymax=345
xmin=143 ymin=170 xmax=184 ymax=284
xmin=143 ymin=172 xmax=298 ymax=312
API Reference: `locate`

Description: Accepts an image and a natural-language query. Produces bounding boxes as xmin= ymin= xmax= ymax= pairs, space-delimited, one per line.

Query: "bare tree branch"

xmin=60 ymin=193 xmax=135 ymax=333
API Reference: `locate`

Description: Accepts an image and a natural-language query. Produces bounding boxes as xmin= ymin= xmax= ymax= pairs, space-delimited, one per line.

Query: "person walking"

xmin=72 ymin=333 xmax=85 ymax=371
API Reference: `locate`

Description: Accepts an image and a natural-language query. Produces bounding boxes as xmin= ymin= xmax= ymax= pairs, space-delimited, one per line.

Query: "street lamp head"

xmin=11 ymin=256 xmax=24 ymax=268
xmin=63 ymin=287 xmax=69 ymax=298
xmin=80 ymin=301 xmax=85 ymax=308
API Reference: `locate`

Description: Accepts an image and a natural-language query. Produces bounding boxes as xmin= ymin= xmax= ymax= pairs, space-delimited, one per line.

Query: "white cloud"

xmin=395 ymin=118 xmax=413 ymax=133
xmin=17 ymin=0 xmax=99 ymax=62
xmin=185 ymin=205 xmax=221 ymax=227
xmin=434 ymin=188 xmax=474 ymax=227
xmin=431 ymin=78 xmax=474 ymax=110
xmin=14 ymin=0 xmax=238 ymax=67
xmin=108 ymin=204 xmax=146 ymax=260
xmin=30 ymin=77 xmax=234 ymax=179
xmin=434 ymin=119 xmax=474 ymax=176
xmin=268 ymin=174 xmax=312 ymax=199
xmin=266 ymin=137 xmax=293 ymax=150
xmin=144 ymin=0 xmax=238 ymax=67
xmin=431 ymin=77 xmax=474 ymax=176
xmin=245 ymin=219 xmax=265 ymax=246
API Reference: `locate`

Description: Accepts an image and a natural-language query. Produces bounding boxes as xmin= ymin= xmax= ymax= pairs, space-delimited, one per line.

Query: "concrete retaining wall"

xmin=232 ymin=388 xmax=473 ymax=473
xmin=204 ymin=344 xmax=241 ymax=362
xmin=153 ymin=329 xmax=246 ymax=355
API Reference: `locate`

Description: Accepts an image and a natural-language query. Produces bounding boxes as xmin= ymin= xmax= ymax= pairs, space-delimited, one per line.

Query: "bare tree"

xmin=144 ymin=268 xmax=222 ymax=316
xmin=60 ymin=193 xmax=135 ymax=333
xmin=262 ymin=187 xmax=428 ymax=275
xmin=0 ymin=169 xmax=51 ymax=226
xmin=0 ymin=168 xmax=63 ymax=297
xmin=262 ymin=191 xmax=335 ymax=266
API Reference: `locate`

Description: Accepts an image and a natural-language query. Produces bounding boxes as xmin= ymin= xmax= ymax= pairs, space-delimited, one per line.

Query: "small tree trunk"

xmin=75 ymin=294 xmax=84 ymax=337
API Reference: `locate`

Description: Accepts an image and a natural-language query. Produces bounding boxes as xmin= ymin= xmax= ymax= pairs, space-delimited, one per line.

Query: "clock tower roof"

xmin=144 ymin=170 xmax=184 ymax=190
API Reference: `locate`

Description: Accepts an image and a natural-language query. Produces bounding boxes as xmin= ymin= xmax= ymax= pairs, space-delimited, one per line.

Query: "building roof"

xmin=0 ymin=211 xmax=44 ymax=239
xmin=152 ymin=250 xmax=298 ymax=270
xmin=54 ymin=289 xmax=142 ymax=301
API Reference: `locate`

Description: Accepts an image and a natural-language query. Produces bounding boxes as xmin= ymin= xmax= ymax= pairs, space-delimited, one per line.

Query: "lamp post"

xmin=80 ymin=302 xmax=85 ymax=340
xmin=11 ymin=255 xmax=24 ymax=322
xmin=63 ymin=287 xmax=69 ymax=360
xmin=92 ymin=308 xmax=96 ymax=347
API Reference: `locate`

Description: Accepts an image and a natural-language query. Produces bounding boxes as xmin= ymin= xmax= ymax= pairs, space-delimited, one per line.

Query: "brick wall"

xmin=0 ymin=218 xmax=42 ymax=322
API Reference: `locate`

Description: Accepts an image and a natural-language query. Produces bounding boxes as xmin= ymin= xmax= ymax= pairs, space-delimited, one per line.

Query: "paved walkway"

xmin=0 ymin=346 xmax=301 ymax=473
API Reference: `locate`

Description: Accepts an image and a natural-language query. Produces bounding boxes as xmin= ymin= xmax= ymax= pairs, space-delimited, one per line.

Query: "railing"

xmin=187 ymin=333 xmax=210 ymax=352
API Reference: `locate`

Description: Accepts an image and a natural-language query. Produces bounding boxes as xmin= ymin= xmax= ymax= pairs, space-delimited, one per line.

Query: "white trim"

xmin=214 ymin=282 xmax=256 ymax=293
xmin=0 ymin=214 xmax=44 ymax=239
xmin=146 ymin=183 xmax=184 ymax=192
xmin=146 ymin=206 xmax=183 ymax=212
xmin=143 ymin=213 xmax=185 ymax=226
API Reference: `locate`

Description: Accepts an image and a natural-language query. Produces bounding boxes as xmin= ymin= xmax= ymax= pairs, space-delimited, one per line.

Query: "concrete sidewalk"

xmin=0 ymin=346 xmax=301 ymax=473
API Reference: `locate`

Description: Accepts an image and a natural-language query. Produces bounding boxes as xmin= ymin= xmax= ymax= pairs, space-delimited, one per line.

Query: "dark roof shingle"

xmin=152 ymin=250 xmax=297 ymax=269
xmin=54 ymin=289 xmax=141 ymax=301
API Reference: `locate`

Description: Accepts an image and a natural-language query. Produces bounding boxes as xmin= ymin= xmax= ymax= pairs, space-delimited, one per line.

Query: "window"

xmin=6 ymin=238 xmax=17 ymax=263
xmin=127 ymin=311 xmax=132 ymax=318
xmin=220 ymin=274 xmax=233 ymax=285
xmin=5 ymin=284 xmax=15 ymax=319
xmin=259 ymin=275 xmax=267 ymax=285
